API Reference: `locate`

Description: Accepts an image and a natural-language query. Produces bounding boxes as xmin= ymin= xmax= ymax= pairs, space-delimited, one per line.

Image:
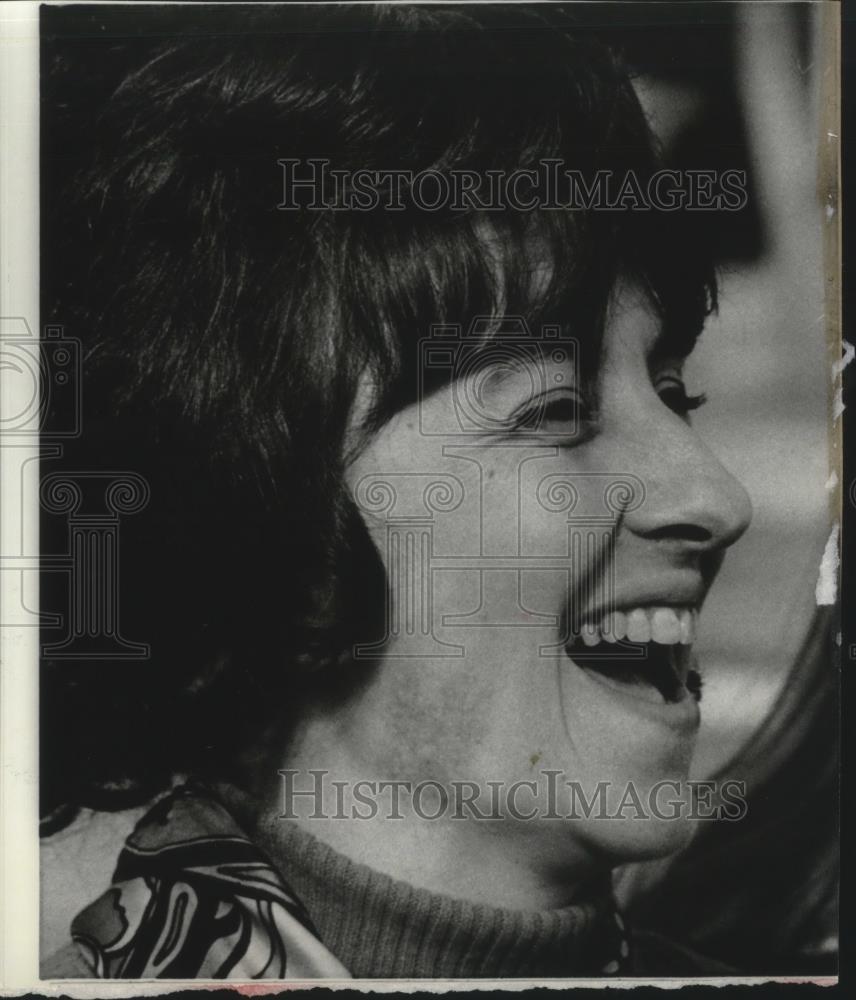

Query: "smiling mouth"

xmin=564 ymin=606 xmax=702 ymax=706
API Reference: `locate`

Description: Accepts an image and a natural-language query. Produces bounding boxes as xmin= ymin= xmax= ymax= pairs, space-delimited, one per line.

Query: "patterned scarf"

xmin=70 ymin=785 xmax=349 ymax=978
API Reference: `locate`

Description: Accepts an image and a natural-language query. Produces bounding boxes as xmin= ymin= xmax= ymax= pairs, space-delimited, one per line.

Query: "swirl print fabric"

xmin=69 ymin=785 xmax=350 ymax=979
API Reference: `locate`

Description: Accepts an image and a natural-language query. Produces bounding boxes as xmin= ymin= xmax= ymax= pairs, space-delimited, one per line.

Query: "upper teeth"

xmin=579 ymin=606 xmax=697 ymax=647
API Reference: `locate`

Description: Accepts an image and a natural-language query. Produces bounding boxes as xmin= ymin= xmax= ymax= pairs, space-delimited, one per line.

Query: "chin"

xmin=568 ymin=775 xmax=700 ymax=865
xmin=603 ymin=814 xmax=698 ymax=863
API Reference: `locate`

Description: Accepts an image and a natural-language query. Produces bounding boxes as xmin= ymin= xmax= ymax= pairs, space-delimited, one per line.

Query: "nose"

xmin=620 ymin=415 xmax=753 ymax=553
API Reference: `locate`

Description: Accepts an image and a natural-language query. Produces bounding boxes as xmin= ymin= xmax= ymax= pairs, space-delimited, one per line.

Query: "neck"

xmin=229 ymin=728 xmax=609 ymax=912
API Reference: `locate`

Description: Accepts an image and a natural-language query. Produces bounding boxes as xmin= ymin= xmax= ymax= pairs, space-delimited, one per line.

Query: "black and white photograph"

xmin=0 ymin=0 xmax=842 ymax=988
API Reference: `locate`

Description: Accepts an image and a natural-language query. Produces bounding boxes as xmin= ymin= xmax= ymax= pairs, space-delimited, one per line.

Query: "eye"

xmin=511 ymin=390 xmax=596 ymax=440
xmin=657 ymin=377 xmax=707 ymax=418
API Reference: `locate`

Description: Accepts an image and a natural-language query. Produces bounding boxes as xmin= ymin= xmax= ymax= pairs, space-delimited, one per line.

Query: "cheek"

xmin=365 ymin=636 xmax=536 ymax=783
xmin=515 ymin=461 xmax=616 ymax=625
xmin=366 ymin=448 xmax=619 ymax=642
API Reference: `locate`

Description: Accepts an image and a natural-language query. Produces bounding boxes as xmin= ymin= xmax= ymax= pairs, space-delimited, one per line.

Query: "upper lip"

xmin=576 ymin=581 xmax=705 ymax=625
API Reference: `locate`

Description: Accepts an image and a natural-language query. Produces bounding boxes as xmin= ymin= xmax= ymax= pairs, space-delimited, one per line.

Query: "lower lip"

xmin=564 ymin=650 xmax=701 ymax=734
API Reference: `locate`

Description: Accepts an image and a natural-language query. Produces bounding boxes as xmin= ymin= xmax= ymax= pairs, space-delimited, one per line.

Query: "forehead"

xmin=603 ymin=281 xmax=664 ymax=358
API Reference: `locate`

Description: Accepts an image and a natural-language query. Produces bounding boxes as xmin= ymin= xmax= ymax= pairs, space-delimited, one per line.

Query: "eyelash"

xmin=514 ymin=395 xmax=589 ymax=431
xmin=657 ymin=382 xmax=707 ymax=417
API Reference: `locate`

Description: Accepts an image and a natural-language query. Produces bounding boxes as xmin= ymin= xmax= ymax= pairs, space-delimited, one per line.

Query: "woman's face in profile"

xmin=341 ymin=279 xmax=752 ymax=868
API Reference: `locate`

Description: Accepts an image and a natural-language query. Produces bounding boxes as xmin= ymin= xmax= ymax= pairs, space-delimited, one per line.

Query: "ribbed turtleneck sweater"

xmin=250 ymin=814 xmax=630 ymax=979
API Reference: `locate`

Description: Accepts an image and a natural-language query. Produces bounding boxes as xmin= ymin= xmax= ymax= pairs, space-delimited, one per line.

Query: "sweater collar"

xmin=250 ymin=810 xmax=632 ymax=979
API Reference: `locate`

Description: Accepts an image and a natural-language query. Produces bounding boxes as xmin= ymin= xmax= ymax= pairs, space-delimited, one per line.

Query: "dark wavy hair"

xmin=40 ymin=3 xmax=716 ymax=828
